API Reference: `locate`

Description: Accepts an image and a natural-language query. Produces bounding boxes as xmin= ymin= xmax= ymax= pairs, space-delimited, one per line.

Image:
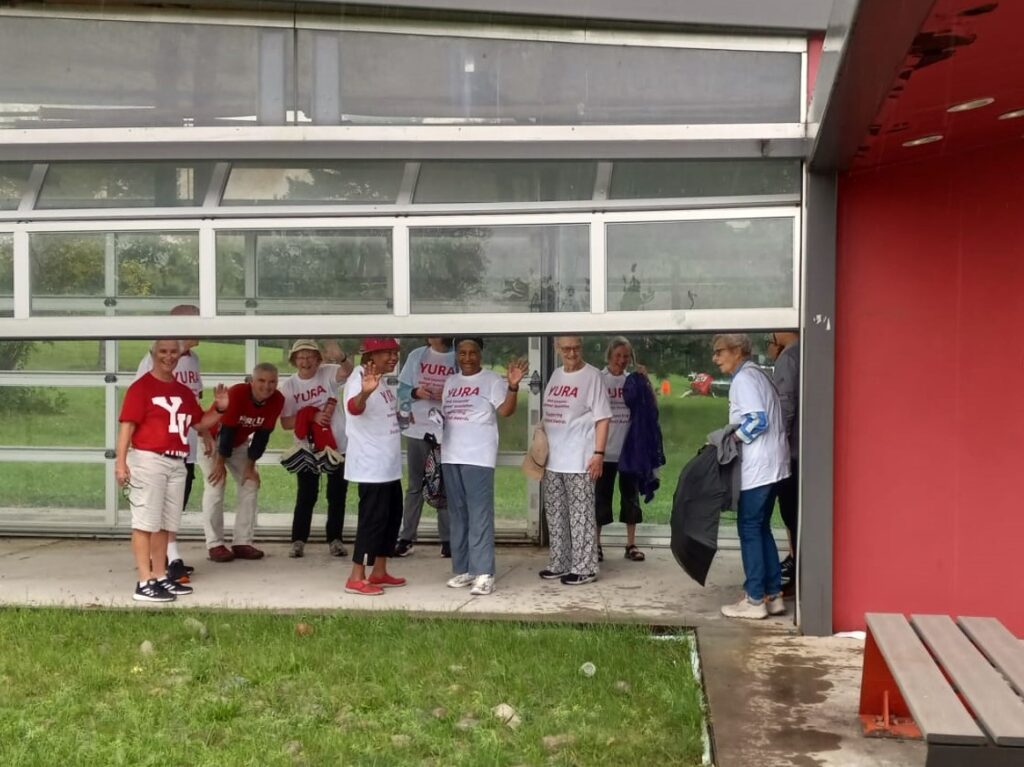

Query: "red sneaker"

xmin=231 ymin=545 xmax=265 ymax=560
xmin=208 ymin=545 xmax=235 ymax=563
xmin=344 ymin=579 xmax=384 ymax=596
xmin=368 ymin=573 xmax=407 ymax=588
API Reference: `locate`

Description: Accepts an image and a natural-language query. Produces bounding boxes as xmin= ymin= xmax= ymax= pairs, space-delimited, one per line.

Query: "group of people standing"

xmin=116 ymin=325 xmax=658 ymax=603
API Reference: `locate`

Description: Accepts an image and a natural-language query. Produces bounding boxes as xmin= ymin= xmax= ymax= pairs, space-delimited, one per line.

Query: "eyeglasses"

xmin=712 ymin=346 xmax=736 ymax=357
xmin=767 ymin=337 xmax=780 ymax=347
xmin=558 ymin=345 xmax=582 ymax=353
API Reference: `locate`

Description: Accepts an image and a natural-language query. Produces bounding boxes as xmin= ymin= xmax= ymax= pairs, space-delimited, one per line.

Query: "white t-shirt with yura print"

xmin=398 ymin=345 xmax=456 ymax=440
xmin=542 ymin=364 xmax=612 ymax=474
xmin=600 ymin=369 xmax=630 ymax=462
xmin=440 ymin=370 xmax=508 ymax=468
xmin=279 ymin=364 xmax=347 ymax=452
xmin=343 ymin=365 xmax=402 ymax=483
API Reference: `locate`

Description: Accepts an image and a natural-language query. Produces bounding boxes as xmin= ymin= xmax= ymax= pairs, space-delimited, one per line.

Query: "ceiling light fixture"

xmin=947 ymin=97 xmax=995 ymax=112
xmin=902 ymin=134 xmax=943 ymax=147
xmin=997 ymin=108 xmax=1024 ymax=120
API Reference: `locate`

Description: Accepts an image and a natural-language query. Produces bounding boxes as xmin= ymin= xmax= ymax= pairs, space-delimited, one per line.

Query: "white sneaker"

xmin=469 ymin=574 xmax=494 ymax=596
xmin=446 ymin=573 xmax=475 ymax=588
xmin=721 ymin=595 xmax=768 ymax=620
xmin=766 ymin=593 xmax=786 ymax=616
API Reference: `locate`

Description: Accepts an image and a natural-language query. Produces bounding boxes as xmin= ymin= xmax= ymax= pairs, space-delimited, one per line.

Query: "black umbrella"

xmin=670 ymin=444 xmax=731 ymax=586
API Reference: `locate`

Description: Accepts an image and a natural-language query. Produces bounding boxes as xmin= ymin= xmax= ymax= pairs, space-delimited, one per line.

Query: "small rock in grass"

xmin=579 ymin=662 xmax=596 ymax=677
xmin=284 ymin=740 xmax=303 ymax=756
xmin=455 ymin=715 xmax=479 ymax=731
xmin=614 ymin=680 xmax=631 ymax=693
xmin=295 ymin=622 xmax=314 ymax=637
xmin=139 ymin=640 xmax=155 ymax=656
xmin=391 ymin=734 xmax=411 ymax=747
xmin=542 ymin=733 xmax=576 ymax=752
xmin=432 ymin=707 xmax=448 ymax=719
xmin=492 ymin=703 xmax=521 ymax=729
xmin=183 ymin=617 xmax=208 ymax=640
xmin=448 ymin=664 xmax=465 ymax=673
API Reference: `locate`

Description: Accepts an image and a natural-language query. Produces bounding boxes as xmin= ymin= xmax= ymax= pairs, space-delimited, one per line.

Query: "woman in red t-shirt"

xmin=116 ymin=339 xmax=228 ymax=603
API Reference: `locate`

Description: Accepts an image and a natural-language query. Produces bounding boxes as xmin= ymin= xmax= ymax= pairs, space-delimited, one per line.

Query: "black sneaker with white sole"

xmin=538 ymin=569 xmax=569 ymax=580
xmin=133 ymin=579 xmax=175 ymax=603
xmin=560 ymin=572 xmax=597 ymax=586
xmin=158 ymin=577 xmax=193 ymax=596
xmin=393 ymin=539 xmax=414 ymax=557
xmin=167 ymin=559 xmax=191 ymax=583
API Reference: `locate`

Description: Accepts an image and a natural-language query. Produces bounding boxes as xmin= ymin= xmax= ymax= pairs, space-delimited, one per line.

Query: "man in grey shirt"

xmin=768 ymin=332 xmax=800 ymax=592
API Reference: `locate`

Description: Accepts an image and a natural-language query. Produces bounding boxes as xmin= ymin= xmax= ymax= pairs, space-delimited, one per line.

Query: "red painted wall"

xmin=834 ymin=143 xmax=1024 ymax=635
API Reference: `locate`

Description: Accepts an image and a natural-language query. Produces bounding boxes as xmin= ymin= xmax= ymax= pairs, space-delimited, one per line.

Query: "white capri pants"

xmin=126 ymin=450 xmax=187 ymax=533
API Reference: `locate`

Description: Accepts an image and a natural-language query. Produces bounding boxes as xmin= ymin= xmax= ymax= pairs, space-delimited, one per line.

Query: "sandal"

xmin=624 ymin=545 xmax=646 ymax=562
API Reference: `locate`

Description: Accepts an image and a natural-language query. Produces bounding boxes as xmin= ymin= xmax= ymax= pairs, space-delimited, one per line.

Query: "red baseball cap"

xmin=359 ymin=337 xmax=400 ymax=354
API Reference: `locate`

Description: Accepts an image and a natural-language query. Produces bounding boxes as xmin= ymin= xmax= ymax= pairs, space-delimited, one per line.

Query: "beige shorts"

xmin=125 ymin=450 xmax=187 ymax=533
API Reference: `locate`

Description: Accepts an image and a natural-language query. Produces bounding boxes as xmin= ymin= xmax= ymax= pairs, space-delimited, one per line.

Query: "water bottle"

xmin=398 ymin=399 xmax=412 ymax=431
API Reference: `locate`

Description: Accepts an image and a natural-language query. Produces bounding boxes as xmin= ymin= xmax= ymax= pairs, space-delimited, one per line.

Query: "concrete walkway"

xmin=0 ymin=538 xmax=924 ymax=766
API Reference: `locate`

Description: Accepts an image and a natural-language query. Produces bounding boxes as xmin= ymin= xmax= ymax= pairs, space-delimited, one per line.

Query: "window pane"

xmin=0 ymin=17 xmax=294 ymax=129
xmin=0 ymin=386 xmax=105 ymax=447
xmin=216 ymin=230 xmax=392 ymax=315
xmin=1 ymin=340 xmax=105 ymax=372
xmin=118 ymin=339 xmax=247 ymax=376
xmin=30 ymin=232 xmax=199 ymax=315
xmin=410 ymin=225 xmax=588 ymax=313
xmin=414 ymin=161 xmax=597 ymax=204
xmin=0 ymin=233 xmax=12 ymax=317
xmin=0 ymin=463 xmax=106 ymax=509
xmin=606 ymin=218 xmax=794 ymax=311
xmin=610 ymin=160 xmax=802 ymax=199
xmin=1 ymin=164 xmax=32 ymax=209
xmin=222 ymin=162 xmax=405 ymax=205
xmin=299 ymin=30 xmax=800 ymax=125
xmin=37 ymin=163 xmax=213 ymax=209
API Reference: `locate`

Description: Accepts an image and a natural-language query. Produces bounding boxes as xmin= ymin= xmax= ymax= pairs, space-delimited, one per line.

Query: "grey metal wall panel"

xmin=799 ymin=169 xmax=836 ymax=637
xmin=287 ymin=0 xmax=831 ymax=31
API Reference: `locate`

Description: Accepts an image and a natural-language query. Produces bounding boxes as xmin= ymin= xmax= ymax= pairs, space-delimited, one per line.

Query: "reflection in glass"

xmin=118 ymin=338 xmax=246 ymax=376
xmin=298 ymin=30 xmax=801 ymax=125
xmin=0 ymin=164 xmax=32 ymax=209
xmin=0 ymin=17 xmax=293 ymax=129
xmin=37 ymin=163 xmax=213 ymax=209
xmin=222 ymin=162 xmax=406 ymax=205
xmin=0 ymin=463 xmax=106 ymax=509
xmin=610 ymin=160 xmax=802 ymax=199
xmin=29 ymin=232 xmax=199 ymax=315
xmin=607 ymin=218 xmax=794 ymax=311
xmin=0 ymin=386 xmax=105 ymax=447
xmin=414 ymin=161 xmax=597 ymax=203
xmin=410 ymin=225 xmax=589 ymax=313
xmin=0 ymin=234 xmax=12 ymax=317
xmin=217 ymin=230 xmax=392 ymax=315
xmin=1 ymin=340 xmax=105 ymax=372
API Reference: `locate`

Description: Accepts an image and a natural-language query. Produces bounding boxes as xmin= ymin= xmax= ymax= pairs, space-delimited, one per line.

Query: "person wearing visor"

xmin=441 ymin=337 xmax=528 ymax=596
xmin=279 ymin=339 xmax=353 ymax=559
xmin=343 ymin=337 xmax=407 ymax=596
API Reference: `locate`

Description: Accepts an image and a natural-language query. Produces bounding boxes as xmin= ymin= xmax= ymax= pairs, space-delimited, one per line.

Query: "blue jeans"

xmin=442 ymin=464 xmax=496 ymax=577
xmin=737 ymin=483 xmax=782 ymax=601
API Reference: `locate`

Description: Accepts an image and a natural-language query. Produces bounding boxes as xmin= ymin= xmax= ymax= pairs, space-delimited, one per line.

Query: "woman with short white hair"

xmin=712 ymin=333 xmax=790 ymax=619
xmin=539 ymin=336 xmax=612 ymax=585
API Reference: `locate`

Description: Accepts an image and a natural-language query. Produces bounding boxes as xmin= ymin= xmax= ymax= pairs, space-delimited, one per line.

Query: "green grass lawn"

xmin=0 ymin=608 xmax=706 ymax=767
xmin=4 ymin=340 xmax=787 ymax=528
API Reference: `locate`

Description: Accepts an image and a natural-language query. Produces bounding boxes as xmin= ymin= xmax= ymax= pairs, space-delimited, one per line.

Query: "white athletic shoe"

xmin=765 ymin=594 xmax=787 ymax=616
xmin=721 ymin=595 xmax=768 ymax=620
xmin=470 ymin=574 xmax=494 ymax=596
xmin=446 ymin=573 xmax=475 ymax=588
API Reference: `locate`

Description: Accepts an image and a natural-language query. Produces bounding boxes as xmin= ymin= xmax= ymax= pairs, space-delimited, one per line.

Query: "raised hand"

xmin=213 ymin=383 xmax=230 ymax=413
xmin=362 ymin=361 xmax=382 ymax=394
xmin=507 ymin=357 xmax=529 ymax=387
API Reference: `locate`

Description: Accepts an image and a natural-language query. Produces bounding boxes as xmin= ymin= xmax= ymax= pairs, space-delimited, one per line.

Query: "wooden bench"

xmin=859 ymin=613 xmax=1024 ymax=767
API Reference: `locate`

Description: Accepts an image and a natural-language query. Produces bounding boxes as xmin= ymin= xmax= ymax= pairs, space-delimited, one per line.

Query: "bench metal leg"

xmin=859 ymin=627 xmax=923 ymax=739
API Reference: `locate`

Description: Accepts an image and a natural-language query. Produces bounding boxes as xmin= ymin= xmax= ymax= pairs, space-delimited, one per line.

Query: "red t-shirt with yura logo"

xmin=120 ymin=373 xmax=205 ymax=456
xmin=212 ymin=383 xmax=284 ymax=448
